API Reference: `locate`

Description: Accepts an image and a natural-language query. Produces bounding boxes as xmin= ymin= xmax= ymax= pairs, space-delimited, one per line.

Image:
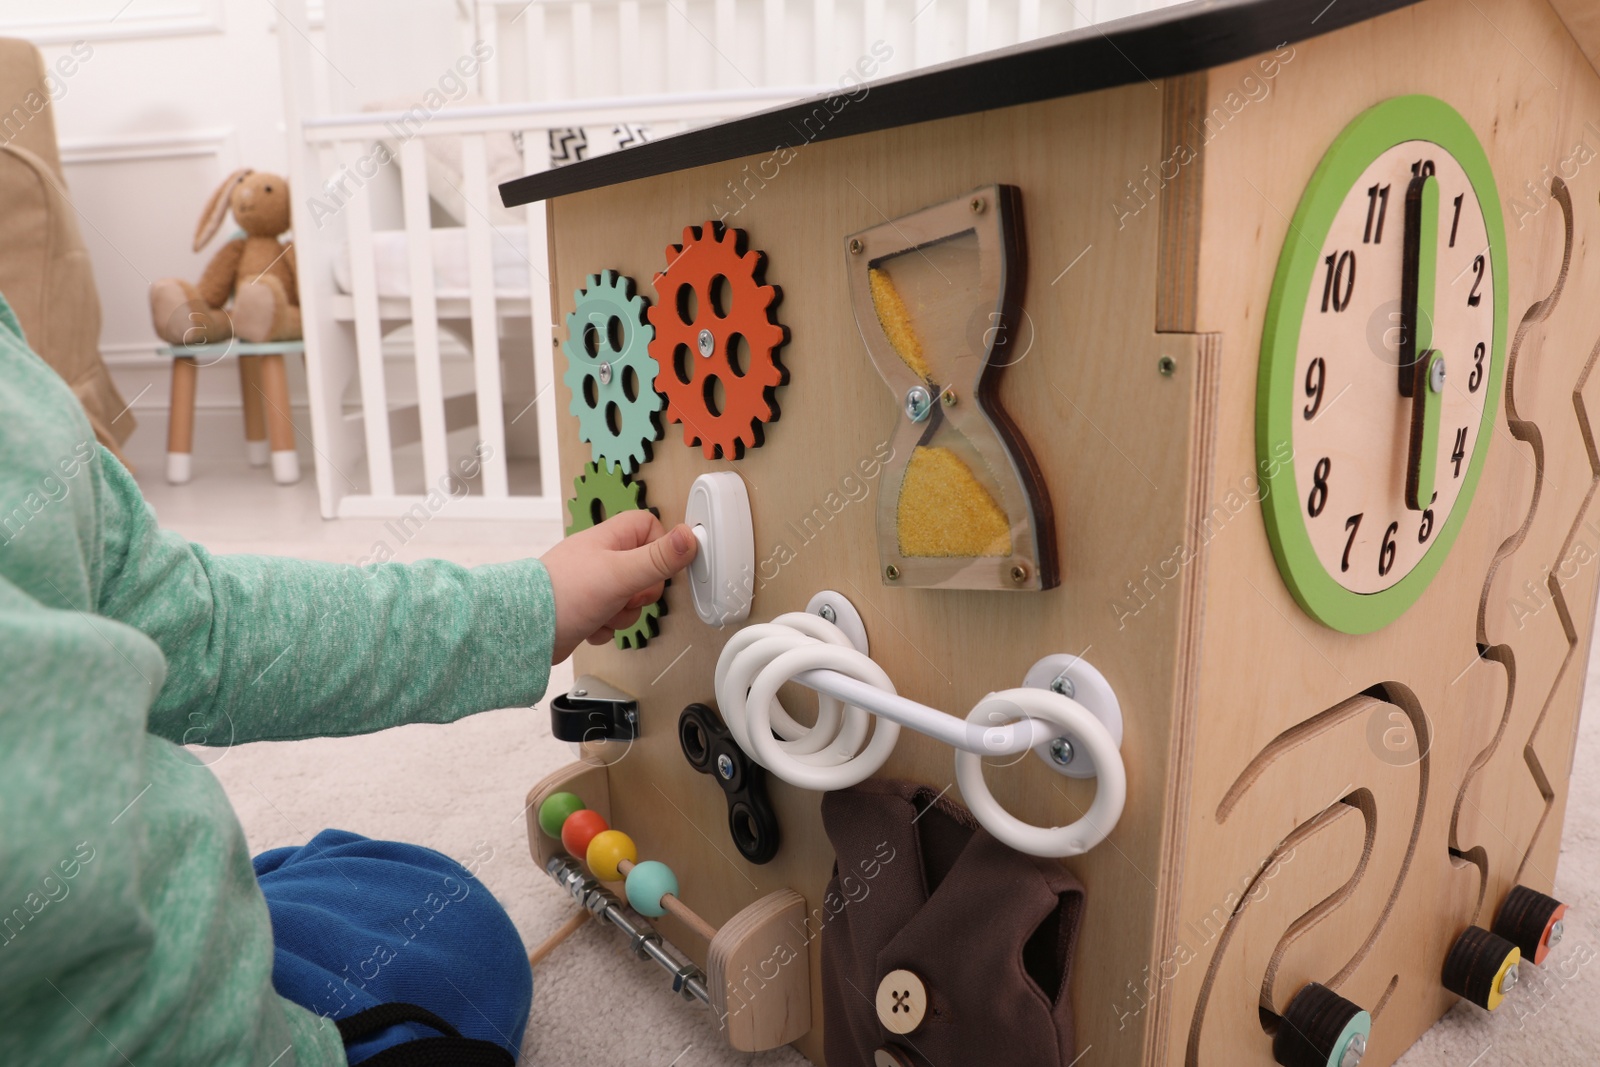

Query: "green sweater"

xmin=0 ymin=295 xmax=555 ymax=1066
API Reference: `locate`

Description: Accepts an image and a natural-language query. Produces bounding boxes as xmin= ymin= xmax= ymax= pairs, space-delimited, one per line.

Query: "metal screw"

xmin=1429 ymin=355 xmax=1447 ymax=393
xmin=818 ymin=604 xmax=839 ymax=624
xmin=1158 ymin=356 xmax=1176 ymax=377
xmin=1049 ymin=738 xmax=1075 ymax=766
xmin=885 ymin=564 xmax=901 ymax=581
xmin=716 ymin=753 xmax=736 ymax=780
xmin=1050 ymin=675 xmax=1076 ymax=699
xmin=849 ymin=238 xmax=864 ymax=255
xmin=572 ymin=688 xmax=588 ymax=698
xmin=597 ymin=361 xmax=613 ymax=385
xmin=1339 ymin=1032 xmax=1367 ymax=1067
xmin=697 ymin=328 xmax=715 ymax=358
xmin=941 ymin=389 xmax=958 ymax=407
xmin=904 ymin=385 xmax=933 ymax=422
xmin=970 ymin=196 xmax=986 ymax=214
xmin=1500 ymin=963 xmax=1520 ymax=996
xmin=1009 ymin=563 xmax=1029 ymax=585
xmin=1549 ymin=919 xmax=1566 ymax=948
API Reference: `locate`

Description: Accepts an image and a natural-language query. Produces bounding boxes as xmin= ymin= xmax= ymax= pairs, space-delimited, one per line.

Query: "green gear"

xmin=565 ymin=462 xmax=666 ymax=650
xmin=563 ymin=270 xmax=663 ymax=474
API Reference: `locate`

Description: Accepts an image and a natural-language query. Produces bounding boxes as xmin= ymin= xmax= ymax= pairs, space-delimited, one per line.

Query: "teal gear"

xmin=563 ymin=271 xmax=663 ymax=474
xmin=565 ymin=462 xmax=666 ymax=650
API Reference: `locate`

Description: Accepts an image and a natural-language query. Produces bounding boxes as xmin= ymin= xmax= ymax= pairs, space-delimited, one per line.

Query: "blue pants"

xmin=255 ymin=829 xmax=532 ymax=1065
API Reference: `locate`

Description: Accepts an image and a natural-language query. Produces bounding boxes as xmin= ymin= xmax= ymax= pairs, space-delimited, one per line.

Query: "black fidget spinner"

xmin=678 ymin=702 xmax=781 ymax=865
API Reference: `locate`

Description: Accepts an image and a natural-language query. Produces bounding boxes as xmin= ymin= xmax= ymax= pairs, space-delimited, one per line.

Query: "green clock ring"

xmin=1257 ymin=95 xmax=1509 ymax=634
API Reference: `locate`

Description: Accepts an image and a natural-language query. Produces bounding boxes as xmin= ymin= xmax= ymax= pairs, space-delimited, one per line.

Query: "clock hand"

xmin=1402 ymin=174 xmax=1441 ymax=511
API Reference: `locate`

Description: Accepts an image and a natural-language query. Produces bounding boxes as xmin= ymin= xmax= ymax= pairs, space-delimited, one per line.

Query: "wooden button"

xmin=874 ymin=1047 xmax=914 ymax=1067
xmin=875 ymin=968 xmax=928 ymax=1034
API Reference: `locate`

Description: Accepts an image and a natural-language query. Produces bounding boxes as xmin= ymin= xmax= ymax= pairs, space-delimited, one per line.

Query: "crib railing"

xmin=283 ymin=70 xmax=803 ymax=518
xmin=277 ymin=0 xmax=1174 ymax=521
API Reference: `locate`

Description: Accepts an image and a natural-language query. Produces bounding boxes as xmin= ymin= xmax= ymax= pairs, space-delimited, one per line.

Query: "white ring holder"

xmin=713 ymin=597 xmax=1127 ymax=857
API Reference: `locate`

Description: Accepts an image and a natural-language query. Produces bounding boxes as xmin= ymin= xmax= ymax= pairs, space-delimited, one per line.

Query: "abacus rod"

xmin=616 ymin=858 xmax=721 ymax=943
xmin=545 ymin=855 xmax=712 ymax=1006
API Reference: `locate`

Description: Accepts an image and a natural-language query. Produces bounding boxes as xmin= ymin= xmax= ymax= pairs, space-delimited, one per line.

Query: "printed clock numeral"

xmin=1342 ymin=513 xmax=1363 ymax=573
xmin=1304 ymin=357 xmax=1326 ymax=419
xmin=1321 ymin=251 xmax=1357 ymax=313
xmin=1309 ymin=457 xmax=1332 ymax=518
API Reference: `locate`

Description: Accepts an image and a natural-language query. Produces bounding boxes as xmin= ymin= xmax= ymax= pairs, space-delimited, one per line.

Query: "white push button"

xmin=875 ymin=969 xmax=927 ymax=1034
xmin=684 ymin=473 xmax=754 ymax=626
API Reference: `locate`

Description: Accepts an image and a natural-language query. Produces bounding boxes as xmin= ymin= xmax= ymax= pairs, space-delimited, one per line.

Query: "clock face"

xmin=1258 ymin=97 xmax=1508 ymax=634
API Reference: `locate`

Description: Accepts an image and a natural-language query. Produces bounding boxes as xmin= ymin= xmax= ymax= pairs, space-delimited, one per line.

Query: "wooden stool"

xmin=158 ymin=341 xmax=303 ymax=485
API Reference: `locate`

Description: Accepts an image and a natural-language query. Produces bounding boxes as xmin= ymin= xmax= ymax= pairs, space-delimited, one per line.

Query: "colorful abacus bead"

xmin=538 ymin=791 xmax=586 ymax=839
xmin=586 ymin=830 xmax=638 ymax=882
xmin=624 ymin=860 xmax=680 ymax=918
xmin=561 ymin=808 xmax=610 ymax=860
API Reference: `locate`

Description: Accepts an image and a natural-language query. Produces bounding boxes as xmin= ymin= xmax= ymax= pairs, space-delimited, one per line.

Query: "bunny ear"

xmin=193 ymin=168 xmax=254 ymax=252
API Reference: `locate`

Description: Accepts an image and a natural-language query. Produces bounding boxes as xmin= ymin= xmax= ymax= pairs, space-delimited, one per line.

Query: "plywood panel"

xmin=549 ymin=82 xmax=1212 ymax=1065
xmin=1167 ymin=0 xmax=1600 ymax=1064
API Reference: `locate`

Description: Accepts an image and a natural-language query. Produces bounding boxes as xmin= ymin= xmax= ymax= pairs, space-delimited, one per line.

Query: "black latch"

xmin=550 ymin=676 xmax=639 ymax=743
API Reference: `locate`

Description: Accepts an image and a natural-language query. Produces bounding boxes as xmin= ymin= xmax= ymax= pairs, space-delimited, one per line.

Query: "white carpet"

xmin=132 ymin=425 xmax=1597 ymax=1067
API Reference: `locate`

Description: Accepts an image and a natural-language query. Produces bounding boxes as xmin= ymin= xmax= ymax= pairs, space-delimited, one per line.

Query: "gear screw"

xmin=904 ymin=386 xmax=933 ymax=422
xmin=598 ymin=361 xmax=612 ymax=385
xmin=697 ymin=329 xmax=715 ymax=358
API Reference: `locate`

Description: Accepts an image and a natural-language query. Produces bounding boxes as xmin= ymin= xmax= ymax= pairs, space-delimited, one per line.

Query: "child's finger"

xmin=595 ymin=508 xmax=666 ymax=550
xmin=614 ymin=523 xmax=698 ymax=591
xmin=604 ymin=603 xmax=645 ymax=630
xmin=621 ymin=584 xmax=664 ymax=612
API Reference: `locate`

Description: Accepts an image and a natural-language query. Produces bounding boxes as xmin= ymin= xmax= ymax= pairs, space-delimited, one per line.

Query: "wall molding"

xmin=59 ymin=127 xmax=232 ymax=167
xmin=0 ymin=0 xmax=225 ymax=45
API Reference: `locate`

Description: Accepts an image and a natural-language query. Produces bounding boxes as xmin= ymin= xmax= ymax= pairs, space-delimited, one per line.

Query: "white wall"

xmin=0 ymin=0 xmax=298 ymax=420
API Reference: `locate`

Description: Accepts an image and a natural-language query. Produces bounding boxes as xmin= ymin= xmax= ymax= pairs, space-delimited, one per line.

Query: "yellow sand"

xmin=897 ymin=446 xmax=1011 ymax=558
xmin=869 ymin=268 xmax=932 ymax=382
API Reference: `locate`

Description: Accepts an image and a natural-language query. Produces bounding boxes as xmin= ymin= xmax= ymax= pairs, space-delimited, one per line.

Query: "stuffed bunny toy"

xmin=149 ymin=169 xmax=300 ymax=347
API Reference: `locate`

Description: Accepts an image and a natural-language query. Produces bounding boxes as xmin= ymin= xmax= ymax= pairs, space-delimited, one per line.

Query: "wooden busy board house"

xmin=503 ymin=1 xmax=1600 ymax=1064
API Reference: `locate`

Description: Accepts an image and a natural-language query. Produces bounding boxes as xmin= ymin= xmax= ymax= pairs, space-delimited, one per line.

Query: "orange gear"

xmin=647 ymin=222 xmax=789 ymax=459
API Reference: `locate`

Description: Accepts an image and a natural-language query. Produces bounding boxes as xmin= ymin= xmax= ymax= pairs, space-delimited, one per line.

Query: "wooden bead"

xmin=561 ymin=808 xmax=609 ymax=860
xmin=538 ymin=791 xmax=585 ymax=840
xmin=624 ymin=859 xmax=680 ymax=918
xmin=1493 ymin=884 xmax=1567 ymax=966
xmin=586 ymin=829 xmax=639 ymax=882
xmin=1442 ymin=925 xmax=1521 ymax=1010
xmin=1272 ymin=982 xmax=1370 ymax=1067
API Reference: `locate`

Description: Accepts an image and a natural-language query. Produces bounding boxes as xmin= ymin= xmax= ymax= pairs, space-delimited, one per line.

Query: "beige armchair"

xmin=0 ymin=37 xmax=134 ymax=460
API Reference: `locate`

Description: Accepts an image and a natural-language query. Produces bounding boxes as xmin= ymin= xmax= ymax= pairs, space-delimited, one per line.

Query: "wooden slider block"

xmin=708 ymin=889 xmax=811 ymax=1052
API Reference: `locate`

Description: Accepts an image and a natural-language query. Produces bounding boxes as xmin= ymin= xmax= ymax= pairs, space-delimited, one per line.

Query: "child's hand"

xmin=541 ymin=510 xmax=699 ymax=663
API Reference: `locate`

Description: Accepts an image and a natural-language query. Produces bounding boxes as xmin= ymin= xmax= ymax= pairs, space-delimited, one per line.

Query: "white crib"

xmin=274 ymin=0 xmax=1178 ymax=521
